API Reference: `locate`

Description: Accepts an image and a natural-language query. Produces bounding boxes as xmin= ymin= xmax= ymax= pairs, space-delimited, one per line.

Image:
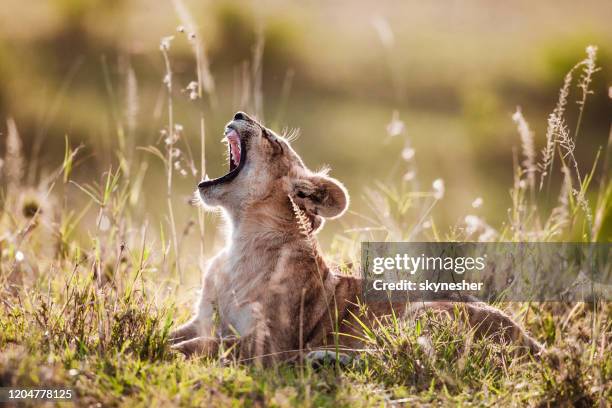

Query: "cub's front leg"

xmin=169 ymin=291 xmax=215 ymax=345
xmin=169 ymin=252 xmax=225 ymax=346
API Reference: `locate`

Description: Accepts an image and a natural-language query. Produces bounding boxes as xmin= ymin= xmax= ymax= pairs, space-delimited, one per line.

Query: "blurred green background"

xmin=1 ymin=0 xmax=610 ymax=250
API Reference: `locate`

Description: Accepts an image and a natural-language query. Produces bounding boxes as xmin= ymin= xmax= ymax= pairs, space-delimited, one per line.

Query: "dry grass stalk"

xmin=124 ymin=64 xmax=139 ymax=142
xmin=545 ymin=166 xmax=571 ymax=237
xmin=512 ymin=108 xmax=536 ymax=195
xmin=556 ymin=119 xmax=582 ymax=184
xmin=4 ymin=118 xmax=24 ymax=196
xmin=252 ymin=28 xmax=265 ymax=121
xmin=171 ymin=0 xmax=216 ymax=106
xmin=540 ymin=112 xmax=563 ymax=191
xmin=160 ymin=36 xmax=182 ymax=281
xmin=574 ymin=45 xmax=599 ymax=141
xmin=288 ymin=195 xmax=316 ymax=248
xmin=288 ymin=194 xmax=336 ymax=331
xmin=539 ymin=46 xmax=599 ymax=192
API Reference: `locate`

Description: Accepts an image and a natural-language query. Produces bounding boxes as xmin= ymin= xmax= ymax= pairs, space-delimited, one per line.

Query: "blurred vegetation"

xmin=0 ymin=0 xmax=611 ymax=249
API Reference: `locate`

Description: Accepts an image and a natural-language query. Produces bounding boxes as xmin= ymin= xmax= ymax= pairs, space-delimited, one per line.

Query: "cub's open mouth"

xmin=198 ymin=126 xmax=247 ymax=188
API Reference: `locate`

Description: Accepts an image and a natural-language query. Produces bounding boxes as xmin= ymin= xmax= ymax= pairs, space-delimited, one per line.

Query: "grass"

xmin=0 ymin=22 xmax=611 ymax=408
xmin=0 ymin=288 xmax=609 ymax=406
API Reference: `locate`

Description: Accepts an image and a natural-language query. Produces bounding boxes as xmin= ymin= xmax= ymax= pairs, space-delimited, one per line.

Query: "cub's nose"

xmin=233 ymin=111 xmax=249 ymax=121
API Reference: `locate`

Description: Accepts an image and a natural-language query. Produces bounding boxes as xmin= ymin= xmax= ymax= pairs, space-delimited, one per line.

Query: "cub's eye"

xmin=263 ymin=129 xmax=284 ymax=155
xmin=274 ymin=139 xmax=284 ymax=154
xmin=296 ymin=191 xmax=307 ymax=199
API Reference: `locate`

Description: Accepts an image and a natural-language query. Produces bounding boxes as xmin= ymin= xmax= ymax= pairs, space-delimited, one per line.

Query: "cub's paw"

xmin=305 ymin=350 xmax=354 ymax=369
xmin=171 ymin=337 xmax=212 ymax=357
xmin=168 ymin=322 xmax=199 ymax=345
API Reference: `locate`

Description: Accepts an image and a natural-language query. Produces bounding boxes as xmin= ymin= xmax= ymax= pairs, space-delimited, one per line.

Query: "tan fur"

xmin=170 ymin=112 xmax=544 ymax=364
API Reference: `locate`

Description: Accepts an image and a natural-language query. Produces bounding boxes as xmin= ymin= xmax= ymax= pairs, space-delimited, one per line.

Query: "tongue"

xmin=226 ymin=129 xmax=241 ymax=165
xmin=230 ymin=141 xmax=241 ymax=165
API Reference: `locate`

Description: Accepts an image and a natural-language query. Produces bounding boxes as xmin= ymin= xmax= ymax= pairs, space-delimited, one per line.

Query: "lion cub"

xmin=170 ymin=112 xmax=543 ymax=363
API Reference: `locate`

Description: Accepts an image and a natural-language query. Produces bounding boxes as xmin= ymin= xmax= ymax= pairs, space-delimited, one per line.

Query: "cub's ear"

xmin=291 ymin=174 xmax=349 ymax=219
